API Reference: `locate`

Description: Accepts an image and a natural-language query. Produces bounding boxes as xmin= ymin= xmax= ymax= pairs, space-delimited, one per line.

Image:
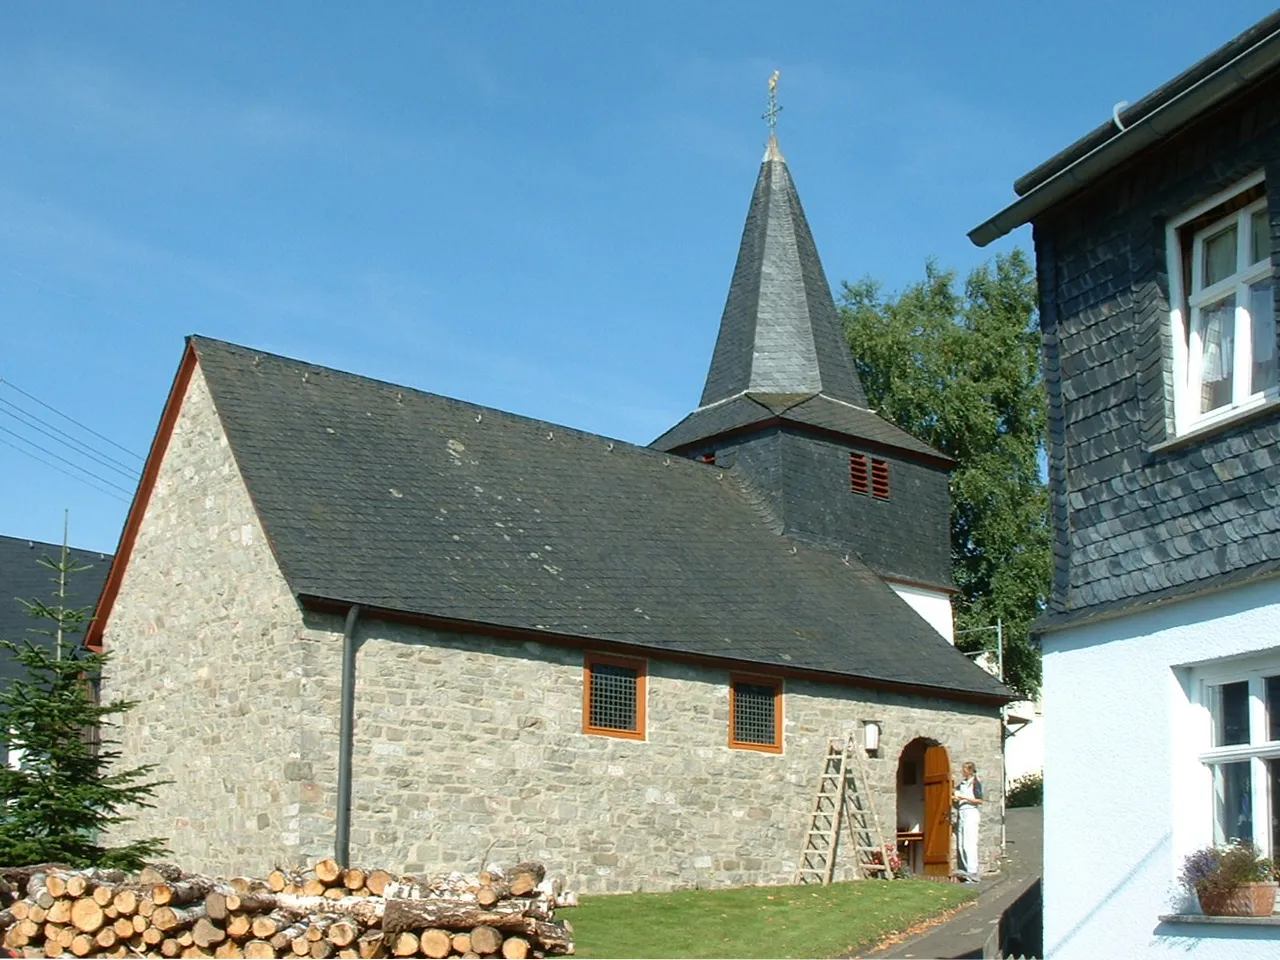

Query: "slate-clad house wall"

xmin=1035 ymin=67 xmax=1280 ymax=622
xmin=973 ymin=11 xmax=1280 ymax=957
xmin=97 ymin=134 xmax=1009 ymax=890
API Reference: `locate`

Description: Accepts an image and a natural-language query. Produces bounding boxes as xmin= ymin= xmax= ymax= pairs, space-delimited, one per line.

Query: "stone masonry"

xmin=106 ymin=359 xmax=1002 ymax=890
xmin=102 ymin=366 xmax=324 ymax=874
xmin=336 ymin=619 xmax=1002 ymax=892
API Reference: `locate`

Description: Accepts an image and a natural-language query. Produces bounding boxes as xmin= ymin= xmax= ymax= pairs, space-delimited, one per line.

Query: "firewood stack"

xmin=0 ymin=858 xmax=574 ymax=958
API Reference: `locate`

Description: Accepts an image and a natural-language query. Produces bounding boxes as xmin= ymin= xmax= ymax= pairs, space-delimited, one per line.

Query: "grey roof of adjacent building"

xmin=192 ymin=335 xmax=1007 ymax=700
xmin=655 ymin=137 xmax=948 ymax=463
xmin=969 ymin=11 xmax=1280 ymax=246
xmin=0 ymin=535 xmax=111 ymax=686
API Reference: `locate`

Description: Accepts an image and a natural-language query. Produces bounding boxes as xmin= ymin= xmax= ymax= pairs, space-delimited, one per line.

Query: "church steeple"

xmin=652 ymin=93 xmax=955 ymax=595
xmin=699 ymin=134 xmax=867 ymax=409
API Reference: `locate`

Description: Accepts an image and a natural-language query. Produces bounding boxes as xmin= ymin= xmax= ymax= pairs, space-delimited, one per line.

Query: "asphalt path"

xmin=856 ymin=806 xmax=1043 ymax=959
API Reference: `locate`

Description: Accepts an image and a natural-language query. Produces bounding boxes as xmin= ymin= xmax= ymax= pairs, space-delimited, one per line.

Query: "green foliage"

xmin=840 ymin=251 xmax=1050 ymax=697
xmin=0 ymin=546 xmax=168 ymax=868
xmin=1179 ymin=842 xmax=1276 ymax=898
xmin=1006 ymin=771 xmax=1043 ymax=808
xmin=561 ymin=879 xmax=975 ymax=958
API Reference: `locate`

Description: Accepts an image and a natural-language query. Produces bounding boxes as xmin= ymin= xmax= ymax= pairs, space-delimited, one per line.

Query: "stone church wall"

xmin=101 ymin=365 xmax=333 ymax=876
xmin=332 ymin=620 xmax=1002 ymax=892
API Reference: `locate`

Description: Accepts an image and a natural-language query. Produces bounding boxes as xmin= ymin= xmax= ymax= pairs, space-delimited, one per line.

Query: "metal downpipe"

xmin=336 ymin=603 xmax=361 ymax=867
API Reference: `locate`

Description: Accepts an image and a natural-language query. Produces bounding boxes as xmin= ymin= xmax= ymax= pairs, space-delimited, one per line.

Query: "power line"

xmin=0 ymin=375 xmax=144 ymax=461
xmin=0 ymin=399 xmax=140 ymax=480
xmin=0 ymin=423 xmax=136 ymax=497
xmin=0 ymin=435 xmax=131 ymax=504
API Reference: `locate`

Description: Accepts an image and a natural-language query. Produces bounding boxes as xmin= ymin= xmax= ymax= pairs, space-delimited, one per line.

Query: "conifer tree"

xmin=0 ymin=542 xmax=167 ymax=868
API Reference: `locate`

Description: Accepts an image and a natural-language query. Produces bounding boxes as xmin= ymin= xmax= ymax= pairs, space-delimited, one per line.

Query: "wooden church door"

xmin=922 ymin=744 xmax=953 ymax=877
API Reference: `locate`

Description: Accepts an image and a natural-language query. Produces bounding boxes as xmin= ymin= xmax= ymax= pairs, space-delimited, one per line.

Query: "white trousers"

xmin=957 ymin=806 xmax=980 ymax=877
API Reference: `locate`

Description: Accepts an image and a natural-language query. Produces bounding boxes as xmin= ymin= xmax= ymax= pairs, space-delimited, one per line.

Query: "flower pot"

xmin=1198 ymin=882 xmax=1278 ymax=917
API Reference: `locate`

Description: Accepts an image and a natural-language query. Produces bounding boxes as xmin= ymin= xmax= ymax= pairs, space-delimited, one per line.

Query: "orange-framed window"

xmin=729 ymin=673 xmax=783 ymax=753
xmin=583 ymin=653 xmax=647 ymax=740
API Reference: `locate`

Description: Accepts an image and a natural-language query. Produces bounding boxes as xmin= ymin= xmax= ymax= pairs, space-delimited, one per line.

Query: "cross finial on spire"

xmin=763 ymin=70 xmax=781 ymax=134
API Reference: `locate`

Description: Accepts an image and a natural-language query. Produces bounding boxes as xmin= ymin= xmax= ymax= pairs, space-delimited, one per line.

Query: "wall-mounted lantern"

xmin=863 ymin=720 xmax=881 ymax=754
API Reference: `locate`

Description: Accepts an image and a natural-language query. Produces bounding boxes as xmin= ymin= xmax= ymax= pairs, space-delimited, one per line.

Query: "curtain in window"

xmin=1201 ymin=298 xmax=1236 ymax=411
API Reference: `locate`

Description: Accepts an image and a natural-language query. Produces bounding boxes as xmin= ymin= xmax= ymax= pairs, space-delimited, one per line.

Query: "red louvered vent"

xmin=849 ymin=453 xmax=869 ymax=494
xmin=871 ymin=459 xmax=890 ymax=499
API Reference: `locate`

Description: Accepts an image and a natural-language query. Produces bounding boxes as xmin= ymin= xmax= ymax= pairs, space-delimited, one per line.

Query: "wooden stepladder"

xmin=795 ymin=735 xmax=894 ymax=883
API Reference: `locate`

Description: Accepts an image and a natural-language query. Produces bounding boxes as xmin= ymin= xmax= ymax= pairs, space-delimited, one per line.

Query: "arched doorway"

xmin=897 ymin=738 xmax=953 ymax=878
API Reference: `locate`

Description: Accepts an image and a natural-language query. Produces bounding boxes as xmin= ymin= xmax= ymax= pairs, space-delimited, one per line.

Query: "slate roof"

xmin=653 ymin=391 xmax=946 ymax=462
xmin=0 ymin=535 xmax=111 ymax=687
xmin=656 ymin=137 xmax=948 ymax=463
xmin=192 ymin=336 xmax=1007 ymax=700
xmin=700 ymin=137 xmax=866 ymax=408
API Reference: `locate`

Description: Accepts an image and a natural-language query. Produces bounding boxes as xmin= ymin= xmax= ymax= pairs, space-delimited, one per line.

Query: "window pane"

xmin=1250 ymin=279 xmax=1277 ymax=394
xmin=1198 ymin=297 xmax=1236 ymax=413
xmin=1213 ymin=680 xmax=1250 ymax=746
xmin=1270 ymin=759 xmax=1280 ymax=859
xmin=1252 ymin=209 xmax=1271 ymax=265
xmin=733 ymin=681 xmax=777 ymax=745
xmin=1268 ymin=676 xmax=1280 ymax=741
xmin=1213 ymin=761 xmax=1253 ymax=846
xmin=1204 ymin=225 xmax=1239 ymax=287
xmin=589 ymin=663 xmax=637 ymax=731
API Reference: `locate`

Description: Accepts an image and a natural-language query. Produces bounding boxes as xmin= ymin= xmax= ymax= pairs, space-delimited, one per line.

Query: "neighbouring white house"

xmin=1002 ymin=699 xmax=1042 ymax=790
xmin=972 ymin=10 xmax=1280 ymax=958
xmin=970 ymin=650 xmax=1043 ymax=791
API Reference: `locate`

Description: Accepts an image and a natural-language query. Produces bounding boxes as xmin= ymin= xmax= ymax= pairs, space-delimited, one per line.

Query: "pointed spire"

xmin=697 ymin=133 xmax=866 ymax=408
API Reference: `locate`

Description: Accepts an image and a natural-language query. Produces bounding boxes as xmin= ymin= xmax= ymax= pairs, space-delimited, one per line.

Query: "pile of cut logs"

xmin=0 ymin=858 xmax=573 ymax=958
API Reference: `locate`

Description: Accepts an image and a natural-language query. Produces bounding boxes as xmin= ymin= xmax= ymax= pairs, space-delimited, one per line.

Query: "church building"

xmin=92 ymin=134 xmax=1008 ymax=892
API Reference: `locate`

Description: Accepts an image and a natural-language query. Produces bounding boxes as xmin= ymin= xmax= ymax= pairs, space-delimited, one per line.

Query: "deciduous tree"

xmin=840 ymin=251 xmax=1049 ymax=697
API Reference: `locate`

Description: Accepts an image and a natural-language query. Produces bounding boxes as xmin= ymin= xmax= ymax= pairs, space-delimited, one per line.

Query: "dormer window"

xmin=1168 ymin=172 xmax=1277 ymax=434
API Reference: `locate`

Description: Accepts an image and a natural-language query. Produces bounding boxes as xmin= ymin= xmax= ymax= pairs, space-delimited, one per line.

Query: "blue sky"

xmin=2 ymin=2 xmax=1276 ymax=555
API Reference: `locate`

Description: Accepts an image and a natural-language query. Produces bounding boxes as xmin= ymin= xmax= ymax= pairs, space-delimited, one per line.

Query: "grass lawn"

xmin=559 ymin=879 xmax=976 ymax=959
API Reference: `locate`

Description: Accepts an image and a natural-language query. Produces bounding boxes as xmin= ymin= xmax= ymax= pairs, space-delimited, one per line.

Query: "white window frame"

xmin=1186 ymin=652 xmax=1280 ymax=858
xmin=1166 ymin=171 xmax=1277 ymax=436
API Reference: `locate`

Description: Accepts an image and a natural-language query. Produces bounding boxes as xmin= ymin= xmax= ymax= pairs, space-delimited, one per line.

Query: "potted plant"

xmin=1179 ymin=842 xmax=1278 ymax=917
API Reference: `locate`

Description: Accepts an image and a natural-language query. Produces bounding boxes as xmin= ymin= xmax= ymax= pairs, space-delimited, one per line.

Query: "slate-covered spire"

xmin=699 ymin=136 xmax=867 ymax=409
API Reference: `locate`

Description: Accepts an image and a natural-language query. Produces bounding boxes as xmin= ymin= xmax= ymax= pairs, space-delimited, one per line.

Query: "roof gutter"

xmin=968 ymin=24 xmax=1280 ymax=248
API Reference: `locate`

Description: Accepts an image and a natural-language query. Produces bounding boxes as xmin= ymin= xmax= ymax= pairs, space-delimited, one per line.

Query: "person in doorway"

xmin=953 ymin=761 xmax=984 ymax=882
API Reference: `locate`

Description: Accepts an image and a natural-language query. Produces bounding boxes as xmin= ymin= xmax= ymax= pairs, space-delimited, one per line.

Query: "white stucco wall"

xmin=889 ymin=582 xmax=954 ymax=642
xmin=1042 ymin=578 xmax=1280 ymax=959
xmin=1003 ymin=700 xmax=1043 ymax=787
